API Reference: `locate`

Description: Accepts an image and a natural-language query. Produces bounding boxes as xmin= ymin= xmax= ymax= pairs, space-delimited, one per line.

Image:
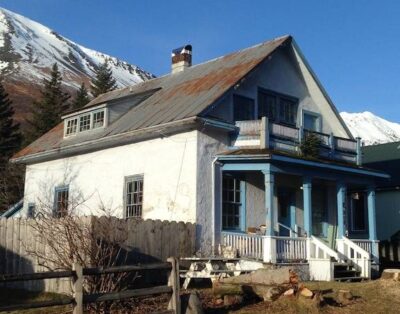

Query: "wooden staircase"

xmin=333 ymin=262 xmax=367 ymax=282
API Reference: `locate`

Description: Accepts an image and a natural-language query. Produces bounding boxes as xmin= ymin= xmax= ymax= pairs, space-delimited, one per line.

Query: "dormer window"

xmin=64 ymin=108 xmax=107 ymax=138
xmin=79 ymin=114 xmax=91 ymax=132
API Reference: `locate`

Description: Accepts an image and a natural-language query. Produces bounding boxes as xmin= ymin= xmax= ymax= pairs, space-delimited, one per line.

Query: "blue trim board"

xmin=303 ymin=177 xmax=312 ymax=236
xmin=240 ymin=180 xmax=246 ymax=232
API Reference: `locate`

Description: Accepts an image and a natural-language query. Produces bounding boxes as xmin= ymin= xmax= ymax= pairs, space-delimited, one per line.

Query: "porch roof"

xmin=217 ymin=148 xmax=389 ymax=180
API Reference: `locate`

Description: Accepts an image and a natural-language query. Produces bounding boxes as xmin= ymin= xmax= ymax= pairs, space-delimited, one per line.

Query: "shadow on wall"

xmin=0 ymin=245 xmax=45 ymax=292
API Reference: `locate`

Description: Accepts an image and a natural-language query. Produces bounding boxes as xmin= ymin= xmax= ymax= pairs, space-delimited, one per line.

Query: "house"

xmin=362 ymin=142 xmax=400 ymax=241
xmin=11 ymin=35 xmax=389 ymax=280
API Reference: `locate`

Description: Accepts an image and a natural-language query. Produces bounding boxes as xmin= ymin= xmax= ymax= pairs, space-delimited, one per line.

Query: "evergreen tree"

xmin=71 ymin=83 xmax=90 ymax=110
xmin=300 ymin=132 xmax=321 ymax=158
xmin=91 ymin=60 xmax=117 ymax=97
xmin=0 ymin=81 xmax=22 ymax=163
xmin=26 ymin=63 xmax=70 ymax=143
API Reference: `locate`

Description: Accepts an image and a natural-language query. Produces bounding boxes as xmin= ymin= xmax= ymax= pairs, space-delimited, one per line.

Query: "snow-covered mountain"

xmin=340 ymin=111 xmax=400 ymax=145
xmin=0 ymin=7 xmax=154 ymax=123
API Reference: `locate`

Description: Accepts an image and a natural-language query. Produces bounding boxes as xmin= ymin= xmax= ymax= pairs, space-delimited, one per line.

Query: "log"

xmin=252 ymin=285 xmax=284 ymax=302
xmin=299 ymin=287 xmax=313 ymax=299
xmin=212 ymin=282 xmax=243 ymax=296
xmin=283 ymin=288 xmax=295 ymax=297
xmin=381 ymin=269 xmax=400 ymax=281
xmin=221 ymin=268 xmax=296 ymax=286
xmin=223 ymin=295 xmax=243 ymax=306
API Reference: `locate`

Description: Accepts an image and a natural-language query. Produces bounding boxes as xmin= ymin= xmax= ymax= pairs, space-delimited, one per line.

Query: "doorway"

xmin=278 ymin=188 xmax=296 ymax=236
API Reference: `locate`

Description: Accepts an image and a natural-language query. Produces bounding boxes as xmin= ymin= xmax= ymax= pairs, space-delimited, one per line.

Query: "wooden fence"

xmin=0 ymin=258 xmax=180 ymax=314
xmin=0 ymin=217 xmax=195 ymax=293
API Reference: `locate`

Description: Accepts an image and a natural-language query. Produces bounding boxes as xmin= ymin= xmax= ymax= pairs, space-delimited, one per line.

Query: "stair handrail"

xmin=337 ymin=237 xmax=371 ymax=278
xmin=277 ymin=222 xmax=297 ymax=237
xmin=309 ymin=236 xmax=339 ymax=260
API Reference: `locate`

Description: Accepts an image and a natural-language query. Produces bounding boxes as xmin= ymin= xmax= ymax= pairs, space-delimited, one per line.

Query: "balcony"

xmin=231 ymin=119 xmax=361 ymax=165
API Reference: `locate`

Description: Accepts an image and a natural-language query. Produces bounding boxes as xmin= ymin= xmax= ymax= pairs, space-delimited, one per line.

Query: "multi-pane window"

xmin=222 ymin=175 xmax=242 ymax=230
xmin=79 ymin=114 xmax=91 ymax=132
xmin=125 ymin=175 xmax=143 ymax=218
xmin=54 ymin=186 xmax=69 ymax=218
xmin=93 ymin=111 xmax=105 ymax=129
xmin=303 ymin=112 xmax=321 ymax=132
xmin=65 ymin=118 xmax=78 ymax=136
xmin=233 ymin=95 xmax=255 ymax=121
xmin=258 ymin=90 xmax=298 ymax=125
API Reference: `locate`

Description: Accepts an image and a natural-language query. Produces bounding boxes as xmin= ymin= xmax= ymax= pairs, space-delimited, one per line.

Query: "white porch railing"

xmin=336 ymin=237 xmax=371 ymax=278
xmin=221 ymin=232 xmax=308 ymax=263
xmin=352 ymin=239 xmax=379 ymax=261
xmin=276 ymin=236 xmax=307 ymax=262
xmin=309 ymin=236 xmax=339 ymax=260
xmin=221 ymin=232 xmax=263 ymax=260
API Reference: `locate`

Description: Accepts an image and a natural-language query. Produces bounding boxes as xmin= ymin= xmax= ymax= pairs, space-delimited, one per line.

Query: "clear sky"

xmin=1 ymin=0 xmax=400 ymax=121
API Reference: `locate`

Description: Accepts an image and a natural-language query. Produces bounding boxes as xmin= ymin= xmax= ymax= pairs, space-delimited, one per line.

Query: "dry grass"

xmin=200 ymin=279 xmax=400 ymax=314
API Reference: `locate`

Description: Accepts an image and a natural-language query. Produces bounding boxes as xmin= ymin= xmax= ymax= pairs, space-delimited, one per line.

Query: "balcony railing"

xmin=231 ymin=119 xmax=361 ymax=165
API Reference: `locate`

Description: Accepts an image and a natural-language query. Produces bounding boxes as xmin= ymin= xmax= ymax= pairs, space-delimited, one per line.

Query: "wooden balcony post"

xmin=356 ymin=137 xmax=362 ymax=165
xmin=260 ymin=116 xmax=269 ymax=149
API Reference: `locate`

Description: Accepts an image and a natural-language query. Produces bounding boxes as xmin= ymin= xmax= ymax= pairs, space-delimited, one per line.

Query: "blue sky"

xmin=1 ymin=0 xmax=400 ymax=121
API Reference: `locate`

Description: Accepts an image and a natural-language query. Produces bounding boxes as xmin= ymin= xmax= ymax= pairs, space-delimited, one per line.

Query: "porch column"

xmin=262 ymin=168 xmax=276 ymax=263
xmin=336 ymin=182 xmax=346 ymax=239
xmin=367 ymin=186 xmax=378 ymax=259
xmin=262 ymin=169 xmax=275 ymax=236
xmin=303 ymin=177 xmax=312 ymax=237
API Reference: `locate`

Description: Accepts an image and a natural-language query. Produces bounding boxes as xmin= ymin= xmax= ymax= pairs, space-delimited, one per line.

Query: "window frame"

xmin=222 ymin=174 xmax=246 ymax=232
xmin=302 ymin=110 xmax=322 ymax=132
xmin=123 ymin=174 xmax=144 ymax=219
xmin=64 ymin=108 xmax=107 ymax=138
xmin=53 ymin=185 xmax=69 ymax=218
xmin=27 ymin=203 xmax=36 ymax=218
xmin=257 ymin=88 xmax=299 ymax=126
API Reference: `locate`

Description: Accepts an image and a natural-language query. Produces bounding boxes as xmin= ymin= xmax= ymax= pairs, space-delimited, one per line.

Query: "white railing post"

xmin=260 ymin=116 xmax=269 ymax=149
xmin=263 ymin=236 xmax=276 ymax=263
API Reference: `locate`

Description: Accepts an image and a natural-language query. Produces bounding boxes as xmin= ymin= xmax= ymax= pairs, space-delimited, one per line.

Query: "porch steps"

xmin=333 ymin=262 xmax=365 ymax=282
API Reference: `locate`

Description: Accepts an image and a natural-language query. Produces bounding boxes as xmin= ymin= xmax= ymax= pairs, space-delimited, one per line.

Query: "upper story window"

xmin=303 ymin=111 xmax=321 ymax=132
xmin=54 ymin=186 xmax=69 ymax=218
xmin=233 ymin=95 xmax=255 ymax=121
xmin=258 ymin=89 xmax=298 ymax=126
xmin=124 ymin=175 xmax=144 ymax=218
xmin=64 ymin=108 xmax=106 ymax=138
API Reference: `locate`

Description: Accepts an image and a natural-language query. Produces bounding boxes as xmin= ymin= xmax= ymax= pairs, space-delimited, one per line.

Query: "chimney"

xmin=171 ymin=45 xmax=192 ymax=73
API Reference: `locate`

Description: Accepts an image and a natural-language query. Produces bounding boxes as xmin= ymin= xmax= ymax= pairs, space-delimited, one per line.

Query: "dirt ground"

xmin=196 ymin=279 xmax=400 ymax=314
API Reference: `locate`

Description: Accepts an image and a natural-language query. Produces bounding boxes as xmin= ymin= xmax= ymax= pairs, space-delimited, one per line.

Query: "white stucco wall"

xmin=21 ymin=130 xmax=198 ymax=223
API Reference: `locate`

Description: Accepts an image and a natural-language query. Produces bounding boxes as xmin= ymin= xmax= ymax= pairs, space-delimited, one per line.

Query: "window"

xmin=79 ymin=114 xmax=91 ymax=132
xmin=222 ymin=175 xmax=243 ymax=230
xmin=258 ymin=90 xmax=298 ymax=125
xmin=27 ymin=203 xmax=35 ymax=218
xmin=65 ymin=118 xmax=78 ymax=136
xmin=93 ymin=110 xmax=105 ymax=129
xmin=125 ymin=175 xmax=143 ymax=218
xmin=233 ymin=95 xmax=255 ymax=121
xmin=54 ymin=186 xmax=69 ymax=218
xmin=303 ymin=112 xmax=321 ymax=132
xmin=350 ymin=193 xmax=367 ymax=232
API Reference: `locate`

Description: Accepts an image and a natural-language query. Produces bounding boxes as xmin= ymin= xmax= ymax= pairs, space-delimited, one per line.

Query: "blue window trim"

xmin=53 ymin=185 xmax=69 ymax=217
xmin=239 ymin=180 xmax=246 ymax=232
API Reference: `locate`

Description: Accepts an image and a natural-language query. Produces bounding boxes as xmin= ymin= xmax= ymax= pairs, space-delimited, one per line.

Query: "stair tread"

xmin=334 ymin=276 xmax=368 ymax=281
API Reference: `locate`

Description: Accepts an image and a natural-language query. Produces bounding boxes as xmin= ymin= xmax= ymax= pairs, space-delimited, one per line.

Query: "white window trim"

xmin=64 ymin=108 xmax=108 ymax=138
xmin=302 ymin=109 xmax=322 ymax=132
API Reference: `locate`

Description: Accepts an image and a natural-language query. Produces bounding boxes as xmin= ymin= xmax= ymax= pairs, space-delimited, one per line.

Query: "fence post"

xmin=72 ymin=263 xmax=83 ymax=314
xmin=167 ymin=257 xmax=181 ymax=314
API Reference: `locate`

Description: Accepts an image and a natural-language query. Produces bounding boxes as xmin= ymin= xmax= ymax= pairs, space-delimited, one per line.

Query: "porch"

xmin=212 ymin=147 xmax=388 ymax=280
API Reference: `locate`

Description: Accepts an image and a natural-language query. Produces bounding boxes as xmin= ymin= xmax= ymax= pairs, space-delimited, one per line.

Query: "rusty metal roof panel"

xmin=14 ymin=36 xmax=290 ymax=161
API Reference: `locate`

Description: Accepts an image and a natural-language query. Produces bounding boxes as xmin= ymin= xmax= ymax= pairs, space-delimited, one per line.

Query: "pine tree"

xmin=71 ymin=83 xmax=90 ymax=110
xmin=300 ymin=132 xmax=321 ymax=158
xmin=91 ymin=60 xmax=117 ymax=97
xmin=0 ymin=81 xmax=22 ymax=163
xmin=26 ymin=63 xmax=70 ymax=143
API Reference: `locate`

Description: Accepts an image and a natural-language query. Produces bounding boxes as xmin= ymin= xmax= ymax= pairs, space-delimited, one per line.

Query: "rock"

xmin=221 ymin=246 xmax=237 ymax=258
xmin=283 ymin=288 xmax=295 ymax=297
xmin=299 ymin=287 xmax=313 ymax=299
xmin=223 ymin=294 xmax=244 ymax=306
xmin=184 ymin=292 xmax=204 ymax=314
xmin=337 ymin=289 xmax=353 ymax=305
xmin=381 ymin=269 xmax=400 ymax=281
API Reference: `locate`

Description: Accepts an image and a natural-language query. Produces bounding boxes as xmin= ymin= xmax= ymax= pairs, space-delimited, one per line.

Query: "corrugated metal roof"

xmin=13 ymin=35 xmax=290 ymax=161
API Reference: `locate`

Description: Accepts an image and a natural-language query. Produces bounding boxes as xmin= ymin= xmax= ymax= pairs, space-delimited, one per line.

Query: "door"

xmin=312 ymin=186 xmax=328 ymax=238
xmin=278 ymin=188 xmax=295 ymax=236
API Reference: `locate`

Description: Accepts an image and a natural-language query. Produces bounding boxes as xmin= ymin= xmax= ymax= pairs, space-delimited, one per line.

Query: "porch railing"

xmin=276 ymin=236 xmax=307 ymax=262
xmin=231 ymin=119 xmax=360 ymax=165
xmin=336 ymin=237 xmax=371 ymax=278
xmin=221 ymin=232 xmax=263 ymax=260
